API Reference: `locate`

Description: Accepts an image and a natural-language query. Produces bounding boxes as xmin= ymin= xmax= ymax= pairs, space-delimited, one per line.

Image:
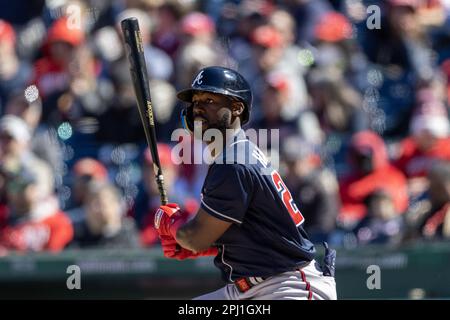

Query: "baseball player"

xmin=154 ymin=66 xmax=337 ymax=300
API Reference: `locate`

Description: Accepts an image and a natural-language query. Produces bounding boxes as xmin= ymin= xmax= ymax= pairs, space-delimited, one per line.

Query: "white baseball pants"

xmin=194 ymin=260 xmax=337 ymax=300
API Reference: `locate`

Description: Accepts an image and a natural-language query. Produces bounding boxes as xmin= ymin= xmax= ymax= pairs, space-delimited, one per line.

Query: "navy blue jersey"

xmin=200 ymin=130 xmax=316 ymax=282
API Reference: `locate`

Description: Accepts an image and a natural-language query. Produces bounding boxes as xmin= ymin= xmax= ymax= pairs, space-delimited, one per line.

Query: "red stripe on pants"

xmin=300 ymin=270 xmax=313 ymax=300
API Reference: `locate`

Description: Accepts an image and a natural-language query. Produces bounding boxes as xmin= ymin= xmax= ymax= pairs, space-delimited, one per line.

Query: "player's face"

xmin=191 ymin=91 xmax=234 ymax=133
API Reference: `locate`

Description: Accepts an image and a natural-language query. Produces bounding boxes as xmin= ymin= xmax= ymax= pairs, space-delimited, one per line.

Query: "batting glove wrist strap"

xmin=154 ymin=203 xmax=183 ymax=238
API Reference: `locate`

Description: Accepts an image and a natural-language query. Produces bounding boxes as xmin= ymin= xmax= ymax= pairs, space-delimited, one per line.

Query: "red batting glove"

xmin=196 ymin=247 xmax=219 ymax=257
xmin=159 ymin=235 xmax=196 ymax=260
xmin=159 ymin=235 xmax=218 ymax=260
xmin=154 ymin=203 xmax=184 ymax=239
xmin=159 ymin=235 xmax=182 ymax=258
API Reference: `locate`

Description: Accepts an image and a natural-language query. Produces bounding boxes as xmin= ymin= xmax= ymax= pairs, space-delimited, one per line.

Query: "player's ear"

xmin=231 ymin=101 xmax=244 ymax=117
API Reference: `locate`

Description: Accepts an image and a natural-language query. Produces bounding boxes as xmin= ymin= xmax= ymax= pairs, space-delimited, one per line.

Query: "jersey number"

xmin=271 ymin=170 xmax=305 ymax=227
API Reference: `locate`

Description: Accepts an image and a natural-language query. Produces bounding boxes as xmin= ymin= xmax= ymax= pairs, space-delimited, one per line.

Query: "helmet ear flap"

xmin=181 ymin=104 xmax=194 ymax=134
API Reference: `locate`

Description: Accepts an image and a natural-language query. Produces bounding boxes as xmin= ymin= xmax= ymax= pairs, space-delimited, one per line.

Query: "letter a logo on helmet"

xmin=177 ymin=66 xmax=253 ymax=133
xmin=192 ymin=70 xmax=204 ymax=86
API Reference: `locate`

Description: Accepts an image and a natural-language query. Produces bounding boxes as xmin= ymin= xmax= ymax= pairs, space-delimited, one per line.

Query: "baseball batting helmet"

xmin=177 ymin=66 xmax=252 ymax=132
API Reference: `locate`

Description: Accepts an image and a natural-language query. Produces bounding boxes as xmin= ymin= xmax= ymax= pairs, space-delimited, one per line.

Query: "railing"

xmin=0 ymin=241 xmax=449 ymax=299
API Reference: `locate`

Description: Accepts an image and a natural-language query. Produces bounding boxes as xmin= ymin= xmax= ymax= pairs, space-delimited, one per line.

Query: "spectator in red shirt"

xmin=421 ymin=161 xmax=450 ymax=239
xmin=176 ymin=12 xmax=228 ymax=90
xmin=33 ymin=17 xmax=85 ymax=98
xmin=66 ymin=158 xmax=109 ymax=224
xmin=0 ymin=166 xmax=73 ymax=253
xmin=339 ymin=130 xmax=409 ymax=227
xmin=152 ymin=2 xmax=182 ymax=58
xmin=0 ymin=20 xmax=32 ymax=109
xmin=403 ymin=161 xmax=450 ymax=241
xmin=394 ymin=97 xmax=450 ymax=179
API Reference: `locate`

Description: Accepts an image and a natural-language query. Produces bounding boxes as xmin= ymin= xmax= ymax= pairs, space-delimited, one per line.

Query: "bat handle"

xmin=156 ymin=174 xmax=168 ymax=205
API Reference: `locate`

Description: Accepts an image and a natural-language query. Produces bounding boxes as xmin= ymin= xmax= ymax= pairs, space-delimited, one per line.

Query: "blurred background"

xmin=0 ymin=0 xmax=450 ymax=299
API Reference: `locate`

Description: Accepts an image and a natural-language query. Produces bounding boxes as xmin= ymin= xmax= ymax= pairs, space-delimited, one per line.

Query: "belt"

xmin=234 ymin=276 xmax=267 ymax=293
xmin=234 ymin=262 xmax=311 ymax=293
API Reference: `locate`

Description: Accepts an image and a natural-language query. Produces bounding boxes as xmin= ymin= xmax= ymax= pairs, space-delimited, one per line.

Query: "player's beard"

xmin=217 ymin=108 xmax=232 ymax=130
xmin=197 ymin=109 xmax=231 ymax=133
xmin=193 ymin=108 xmax=237 ymax=144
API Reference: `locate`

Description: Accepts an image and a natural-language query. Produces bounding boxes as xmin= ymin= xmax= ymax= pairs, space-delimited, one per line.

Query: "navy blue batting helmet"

xmin=177 ymin=66 xmax=252 ymax=132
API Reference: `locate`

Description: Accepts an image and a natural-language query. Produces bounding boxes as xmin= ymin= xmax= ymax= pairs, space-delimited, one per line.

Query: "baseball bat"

xmin=121 ymin=17 xmax=168 ymax=205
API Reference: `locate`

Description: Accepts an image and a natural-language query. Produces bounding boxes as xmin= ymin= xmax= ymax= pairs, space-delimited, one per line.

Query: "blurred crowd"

xmin=0 ymin=0 xmax=449 ymax=254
